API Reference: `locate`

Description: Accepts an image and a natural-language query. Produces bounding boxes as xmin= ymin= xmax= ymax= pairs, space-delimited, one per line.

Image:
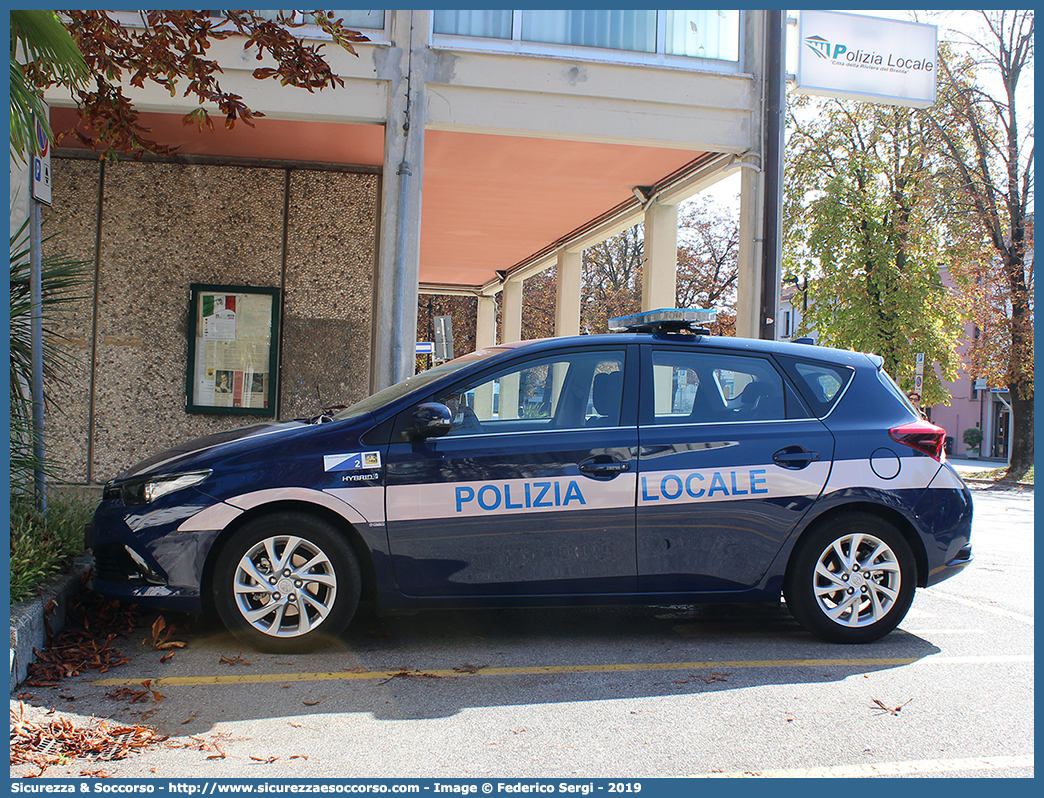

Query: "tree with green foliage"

xmin=928 ymin=10 xmax=1034 ymax=479
xmin=783 ymin=95 xmax=965 ymax=407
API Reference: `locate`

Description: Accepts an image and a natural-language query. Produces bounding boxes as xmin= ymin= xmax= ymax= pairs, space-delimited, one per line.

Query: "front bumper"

xmin=87 ymin=496 xmax=223 ymax=614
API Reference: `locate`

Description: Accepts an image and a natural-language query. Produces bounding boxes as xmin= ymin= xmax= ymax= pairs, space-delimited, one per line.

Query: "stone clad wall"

xmin=38 ymin=159 xmax=100 ymax=484
xmin=44 ymin=157 xmax=377 ymax=485
xmin=281 ymin=170 xmax=377 ymax=419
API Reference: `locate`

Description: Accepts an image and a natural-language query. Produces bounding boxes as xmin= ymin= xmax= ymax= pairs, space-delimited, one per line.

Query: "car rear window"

xmin=775 ymin=355 xmax=855 ymax=418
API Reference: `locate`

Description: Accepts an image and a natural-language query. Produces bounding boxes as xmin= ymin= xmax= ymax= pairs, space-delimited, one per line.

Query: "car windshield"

xmin=332 ymin=348 xmax=505 ymax=421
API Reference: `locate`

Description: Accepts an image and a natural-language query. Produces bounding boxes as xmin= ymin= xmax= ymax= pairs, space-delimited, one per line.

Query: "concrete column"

xmin=641 ymin=200 xmax=678 ymax=311
xmin=476 ymin=295 xmax=497 ymax=349
xmin=554 ymin=250 xmax=582 ymax=337
xmin=736 ymin=9 xmax=767 ymax=340
xmin=473 ymin=295 xmax=498 ymax=417
xmin=501 ymin=278 xmax=523 ymax=343
xmin=372 ymin=10 xmax=430 ymax=391
xmin=736 ymin=167 xmax=764 ymax=338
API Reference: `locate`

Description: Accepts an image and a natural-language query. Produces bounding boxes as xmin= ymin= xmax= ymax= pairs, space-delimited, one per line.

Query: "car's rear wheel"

xmin=784 ymin=512 xmax=915 ymax=644
xmin=213 ymin=513 xmax=360 ymax=653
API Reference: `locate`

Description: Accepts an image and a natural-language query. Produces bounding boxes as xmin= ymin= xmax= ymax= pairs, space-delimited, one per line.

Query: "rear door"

xmin=636 ymin=345 xmax=834 ymax=592
xmin=385 ymin=345 xmax=639 ymax=597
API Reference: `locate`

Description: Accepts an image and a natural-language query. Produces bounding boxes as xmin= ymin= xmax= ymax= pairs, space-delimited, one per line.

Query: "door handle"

xmin=579 ymin=459 xmax=631 ymax=478
xmin=773 ymin=446 xmax=820 ymax=470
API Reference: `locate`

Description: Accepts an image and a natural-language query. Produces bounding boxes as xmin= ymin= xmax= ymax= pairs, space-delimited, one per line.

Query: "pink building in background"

xmin=928 ymin=268 xmax=1011 ymax=463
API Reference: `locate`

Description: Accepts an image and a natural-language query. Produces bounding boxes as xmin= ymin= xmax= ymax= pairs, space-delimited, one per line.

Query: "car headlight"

xmin=106 ymin=470 xmax=212 ymax=505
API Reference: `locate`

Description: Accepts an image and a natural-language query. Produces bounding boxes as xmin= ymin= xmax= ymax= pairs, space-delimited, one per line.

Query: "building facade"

xmin=16 ymin=10 xmax=782 ymax=487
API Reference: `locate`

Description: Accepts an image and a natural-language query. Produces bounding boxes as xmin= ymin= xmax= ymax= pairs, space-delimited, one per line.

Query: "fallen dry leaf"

xmin=871 ymin=698 xmax=913 ymax=716
xmin=377 ymin=668 xmax=443 ymax=685
xmin=220 ymin=652 xmax=255 ymax=666
xmin=10 ymin=703 xmax=166 ymax=776
xmin=105 ymin=680 xmax=164 ymax=704
xmin=453 ymin=663 xmax=487 ymax=674
xmin=25 ymin=587 xmax=141 ymax=687
xmin=145 ymin=616 xmax=187 ymax=651
xmin=80 ymin=769 xmax=112 ymax=778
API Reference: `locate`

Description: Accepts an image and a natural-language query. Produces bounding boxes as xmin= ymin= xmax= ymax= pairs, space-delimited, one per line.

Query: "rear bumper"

xmin=926 ymin=542 xmax=973 ymax=587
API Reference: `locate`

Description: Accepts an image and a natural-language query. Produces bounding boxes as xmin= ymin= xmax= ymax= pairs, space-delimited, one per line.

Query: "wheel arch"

xmin=787 ymin=501 xmax=929 ymax=588
xmin=199 ymin=499 xmax=379 ymax=616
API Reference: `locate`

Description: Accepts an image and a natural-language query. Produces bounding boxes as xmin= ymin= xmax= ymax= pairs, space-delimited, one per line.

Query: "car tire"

xmin=783 ymin=512 xmax=916 ymax=644
xmin=212 ymin=512 xmax=361 ymax=653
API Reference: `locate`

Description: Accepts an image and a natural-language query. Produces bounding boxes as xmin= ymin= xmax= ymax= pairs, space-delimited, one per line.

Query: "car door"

xmin=385 ymin=346 xmax=639 ymax=597
xmin=636 ymin=345 xmax=834 ymax=592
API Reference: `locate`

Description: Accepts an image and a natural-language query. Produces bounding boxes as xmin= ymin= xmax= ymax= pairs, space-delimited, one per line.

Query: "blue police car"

xmin=88 ymin=309 xmax=972 ymax=652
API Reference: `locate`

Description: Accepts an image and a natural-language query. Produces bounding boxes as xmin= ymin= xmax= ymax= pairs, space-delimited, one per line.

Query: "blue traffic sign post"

xmin=29 ymin=108 xmax=51 ymax=511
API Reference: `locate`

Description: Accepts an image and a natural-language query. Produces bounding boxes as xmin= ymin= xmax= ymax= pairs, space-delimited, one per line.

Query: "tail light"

xmin=889 ymin=419 xmax=948 ymax=462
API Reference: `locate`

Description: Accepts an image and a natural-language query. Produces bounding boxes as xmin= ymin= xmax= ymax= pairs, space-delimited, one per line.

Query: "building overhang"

xmin=49 ymin=106 xmax=737 ymax=296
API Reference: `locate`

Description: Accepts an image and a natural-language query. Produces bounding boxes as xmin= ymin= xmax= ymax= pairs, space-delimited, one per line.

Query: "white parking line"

xmin=925 ymin=588 xmax=1034 ymax=624
xmin=699 ymin=754 xmax=1034 ymax=778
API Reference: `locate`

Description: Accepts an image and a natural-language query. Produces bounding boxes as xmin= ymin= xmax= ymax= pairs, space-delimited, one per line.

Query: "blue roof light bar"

xmin=608 ymin=308 xmax=717 ymax=333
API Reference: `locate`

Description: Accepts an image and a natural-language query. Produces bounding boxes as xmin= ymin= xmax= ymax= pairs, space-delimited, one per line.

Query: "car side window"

xmin=775 ymin=355 xmax=854 ymax=418
xmin=648 ymin=350 xmax=788 ymax=424
xmin=433 ymin=350 xmax=625 ymax=437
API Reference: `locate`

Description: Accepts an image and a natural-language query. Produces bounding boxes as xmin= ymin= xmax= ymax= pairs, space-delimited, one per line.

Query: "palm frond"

xmin=9 ymin=219 xmax=91 ymax=418
xmin=9 ymin=10 xmax=89 ymax=160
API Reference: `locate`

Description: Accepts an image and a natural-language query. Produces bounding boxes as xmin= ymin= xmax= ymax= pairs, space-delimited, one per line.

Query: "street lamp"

xmin=785 ymin=274 xmax=808 ymax=313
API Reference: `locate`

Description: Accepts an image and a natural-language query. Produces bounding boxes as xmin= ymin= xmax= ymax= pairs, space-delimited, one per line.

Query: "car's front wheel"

xmin=784 ymin=512 xmax=916 ymax=644
xmin=213 ymin=513 xmax=361 ymax=653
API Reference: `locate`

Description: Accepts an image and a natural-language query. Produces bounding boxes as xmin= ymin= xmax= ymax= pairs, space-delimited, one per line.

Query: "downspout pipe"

xmin=387 ymin=10 xmax=420 ymax=386
xmin=759 ymin=10 xmax=786 ymax=340
xmin=390 ymin=159 xmax=412 ymax=378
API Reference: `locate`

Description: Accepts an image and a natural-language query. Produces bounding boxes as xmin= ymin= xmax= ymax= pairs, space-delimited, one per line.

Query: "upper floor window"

xmin=313 ymin=10 xmax=384 ymax=30
xmin=433 ymin=9 xmax=740 ymax=64
xmin=663 ymin=10 xmax=739 ymax=61
xmin=248 ymin=10 xmax=386 ymax=31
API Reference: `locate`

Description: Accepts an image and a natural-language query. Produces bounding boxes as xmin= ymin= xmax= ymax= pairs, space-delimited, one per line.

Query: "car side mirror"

xmin=412 ymin=402 xmax=453 ymax=438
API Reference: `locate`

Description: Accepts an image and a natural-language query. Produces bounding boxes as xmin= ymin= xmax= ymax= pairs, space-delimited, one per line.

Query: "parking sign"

xmin=31 ymin=109 xmax=52 ymax=206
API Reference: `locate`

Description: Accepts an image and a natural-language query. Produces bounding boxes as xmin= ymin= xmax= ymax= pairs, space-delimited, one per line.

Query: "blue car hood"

xmin=115 ymin=420 xmax=314 ymax=481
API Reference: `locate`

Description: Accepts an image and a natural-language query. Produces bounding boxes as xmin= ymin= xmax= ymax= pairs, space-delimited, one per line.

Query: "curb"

xmin=9 ymin=553 xmax=93 ymax=693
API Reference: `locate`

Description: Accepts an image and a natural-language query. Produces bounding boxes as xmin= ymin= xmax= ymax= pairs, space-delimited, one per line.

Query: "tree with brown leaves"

xmin=929 ymin=11 xmax=1034 ymax=479
xmin=24 ymin=10 xmax=367 ymax=157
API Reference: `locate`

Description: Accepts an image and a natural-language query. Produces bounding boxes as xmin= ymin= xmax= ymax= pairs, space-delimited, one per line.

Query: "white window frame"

xmin=430 ymin=9 xmax=743 ymax=74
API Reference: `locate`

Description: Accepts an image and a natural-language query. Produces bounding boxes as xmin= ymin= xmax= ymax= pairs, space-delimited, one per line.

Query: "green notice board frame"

xmin=186 ymin=283 xmax=280 ymax=416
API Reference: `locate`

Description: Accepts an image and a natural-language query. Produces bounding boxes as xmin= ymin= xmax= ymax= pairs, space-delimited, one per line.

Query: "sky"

xmin=697 ymin=9 xmax=1033 ymax=213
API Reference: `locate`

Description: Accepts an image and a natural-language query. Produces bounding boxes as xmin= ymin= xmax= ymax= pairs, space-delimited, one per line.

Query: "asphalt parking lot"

xmin=10 ymin=486 xmax=1033 ymax=779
